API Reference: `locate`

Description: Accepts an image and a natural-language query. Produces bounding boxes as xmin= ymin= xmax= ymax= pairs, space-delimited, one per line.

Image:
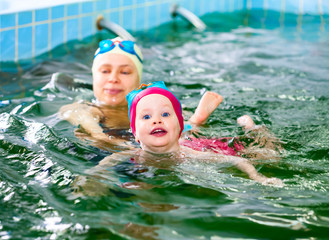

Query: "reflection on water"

xmin=1 ymin=10 xmax=329 ymax=239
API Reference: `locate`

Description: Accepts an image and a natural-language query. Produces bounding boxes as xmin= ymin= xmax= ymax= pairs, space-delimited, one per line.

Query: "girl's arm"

xmin=233 ymin=156 xmax=283 ymax=186
xmin=184 ymin=147 xmax=283 ymax=186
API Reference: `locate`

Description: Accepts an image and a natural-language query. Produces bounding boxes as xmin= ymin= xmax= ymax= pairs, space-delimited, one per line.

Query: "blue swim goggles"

xmin=126 ymin=81 xmax=169 ymax=107
xmin=94 ymin=39 xmax=143 ymax=63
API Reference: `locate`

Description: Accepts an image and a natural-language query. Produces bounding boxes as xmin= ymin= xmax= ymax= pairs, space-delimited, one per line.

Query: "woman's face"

xmin=92 ymin=53 xmax=140 ymax=106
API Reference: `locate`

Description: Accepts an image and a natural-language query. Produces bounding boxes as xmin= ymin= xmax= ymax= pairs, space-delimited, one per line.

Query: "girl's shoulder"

xmin=98 ymin=149 xmax=139 ymax=166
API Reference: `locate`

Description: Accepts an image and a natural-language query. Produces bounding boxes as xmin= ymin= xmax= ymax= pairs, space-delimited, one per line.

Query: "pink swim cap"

xmin=126 ymin=81 xmax=184 ymax=137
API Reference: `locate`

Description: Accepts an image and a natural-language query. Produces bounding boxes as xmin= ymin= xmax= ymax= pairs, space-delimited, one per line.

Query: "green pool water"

xmin=1 ymin=10 xmax=329 ymax=239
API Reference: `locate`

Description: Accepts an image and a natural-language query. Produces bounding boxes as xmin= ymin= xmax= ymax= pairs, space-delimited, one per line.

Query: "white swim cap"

xmin=92 ymin=37 xmax=143 ymax=81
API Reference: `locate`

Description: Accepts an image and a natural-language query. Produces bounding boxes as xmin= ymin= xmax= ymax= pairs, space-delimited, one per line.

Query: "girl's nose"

xmin=153 ymin=120 xmax=162 ymax=124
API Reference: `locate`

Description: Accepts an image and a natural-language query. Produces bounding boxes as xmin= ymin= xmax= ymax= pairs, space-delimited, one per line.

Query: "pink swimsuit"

xmin=180 ymin=137 xmax=245 ymax=156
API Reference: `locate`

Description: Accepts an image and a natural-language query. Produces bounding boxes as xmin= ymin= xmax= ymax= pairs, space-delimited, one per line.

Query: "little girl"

xmin=97 ymin=81 xmax=283 ymax=186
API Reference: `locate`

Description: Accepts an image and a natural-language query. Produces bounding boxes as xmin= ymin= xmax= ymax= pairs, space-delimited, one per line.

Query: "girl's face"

xmin=135 ymin=94 xmax=181 ymax=153
xmin=92 ymin=53 xmax=140 ymax=106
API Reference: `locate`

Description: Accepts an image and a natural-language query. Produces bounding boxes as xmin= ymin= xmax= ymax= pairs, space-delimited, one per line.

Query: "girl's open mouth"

xmin=150 ymin=128 xmax=167 ymax=136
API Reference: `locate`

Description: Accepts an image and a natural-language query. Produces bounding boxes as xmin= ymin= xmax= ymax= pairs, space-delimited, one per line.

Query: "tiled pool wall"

xmin=0 ymin=0 xmax=328 ymax=67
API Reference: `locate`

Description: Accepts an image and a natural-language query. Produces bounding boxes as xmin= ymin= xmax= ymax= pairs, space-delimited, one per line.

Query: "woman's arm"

xmin=188 ymin=91 xmax=223 ymax=126
xmin=59 ymin=102 xmax=109 ymax=141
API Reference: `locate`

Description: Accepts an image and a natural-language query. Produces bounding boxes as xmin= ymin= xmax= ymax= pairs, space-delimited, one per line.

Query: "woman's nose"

xmin=108 ymin=72 xmax=119 ymax=83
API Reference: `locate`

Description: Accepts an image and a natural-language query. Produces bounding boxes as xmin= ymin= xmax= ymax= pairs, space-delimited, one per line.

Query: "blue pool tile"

xmin=67 ymin=3 xmax=79 ymax=16
xmin=180 ymin=0 xmax=191 ymax=10
xmin=109 ymin=11 xmax=120 ymax=24
xmin=18 ymin=11 xmax=32 ymax=25
xmin=231 ymin=0 xmax=236 ymax=10
xmin=251 ymin=0 xmax=264 ymax=9
xmin=123 ymin=8 xmax=133 ymax=30
xmin=147 ymin=5 xmax=158 ymax=28
xmin=0 ymin=14 xmax=16 ymax=28
xmin=181 ymin=0 xmax=192 ymax=13
xmin=134 ymin=6 xmax=145 ymax=31
xmin=323 ymin=1 xmax=329 ymax=13
xmin=109 ymin=1 xmax=120 ymax=9
xmin=213 ymin=0 xmax=221 ymax=12
xmin=263 ymin=0 xmax=281 ymax=12
xmin=0 ymin=30 xmax=15 ymax=61
xmin=212 ymin=0 xmax=221 ymax=12
xmin=35 ymin=24 xmax=48 ymax=56
xmin=223 ymin=0 xmax=230 ymax=12
xmin=136 ymin=0 xmax=147 ymax=4
xmin=35 ymin=9 xmax=49 ymax=22
xmin=192 ymin=0 xmax=201 ymax=16
xmin=122 ymin=0 xmax=132 ymax=7
xmin=96 ymin=0 xmax=107 ymax=11
xmin=202 ymin=0 xmax=211 ymax=14
xmin=208 ymin=0 xmax=218 ymax=12
xmin=82 ymin=2 xmax=93 ymax=14
xmin=105 ymin=12 xmax=111 ymax=23
xmin=81 ymin=16 xmax=93 ymax=38
xmin=302 ymin=1 xmax=318 ymax=14
xmin=240 ymin=0 xmax=247 ymax=10
xmin=235 ymin=0 xmax=244 ymax=10
xmin=18 ymin=27 xmax=32 ymax=59
xmin=285 ymin=1 xmax=299 ymax=14
xmin=159 ymin=3 xmax=171 ymax=23
xmin=52 ymin=5 xmax=65 ymax=19
xmin=67 ymin=18 xmax=79 ymax=41
xmin=51 ymin=21 xmax=64 ymax=48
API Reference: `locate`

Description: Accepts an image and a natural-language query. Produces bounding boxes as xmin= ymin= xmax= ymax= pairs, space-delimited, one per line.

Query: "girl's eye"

xmin=162 ymin=112 xmax=170 ymax=117
xmin=143 ymin=114 xmax=151 ymax=120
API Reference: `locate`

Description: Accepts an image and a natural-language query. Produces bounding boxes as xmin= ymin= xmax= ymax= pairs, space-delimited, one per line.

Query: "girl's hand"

xmin=260 ymin=177 xmax=285 ymax=187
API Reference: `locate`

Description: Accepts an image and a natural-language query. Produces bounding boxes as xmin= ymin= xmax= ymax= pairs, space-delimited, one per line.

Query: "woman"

xmin=59 ymin=37 xmax=222 ymax=145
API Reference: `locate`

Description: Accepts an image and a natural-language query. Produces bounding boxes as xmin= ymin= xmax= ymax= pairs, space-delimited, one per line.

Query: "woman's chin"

xmin=104 ymin=97 xmax=126 ymax=107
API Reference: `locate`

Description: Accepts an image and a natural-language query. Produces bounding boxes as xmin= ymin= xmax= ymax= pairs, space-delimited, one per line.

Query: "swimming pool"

xmin=1 ymin=9 xmax=329 ymax=239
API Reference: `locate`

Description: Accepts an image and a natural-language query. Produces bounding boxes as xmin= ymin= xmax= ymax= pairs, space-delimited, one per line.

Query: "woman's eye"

xmin=121 ymin=68 xmax=132 ymax=75
xmin=101 ymin=69 xmax=110 ymax=74
xmin=143 ymin=114 xmax=151 ymax=120
xmin=162 ymin=112 xmax=170 ymax=117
